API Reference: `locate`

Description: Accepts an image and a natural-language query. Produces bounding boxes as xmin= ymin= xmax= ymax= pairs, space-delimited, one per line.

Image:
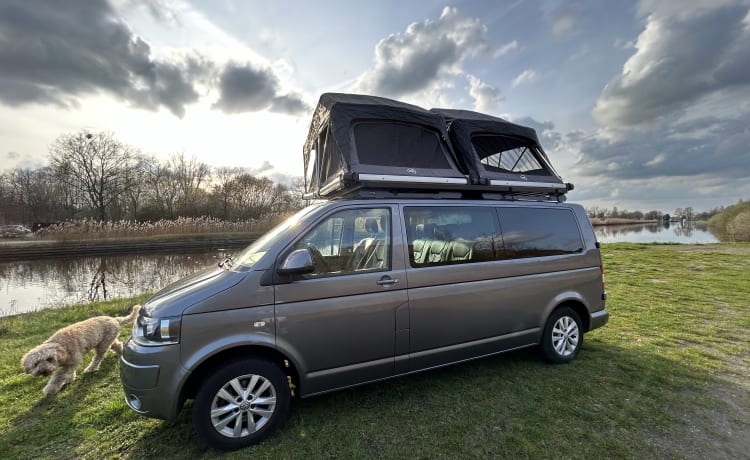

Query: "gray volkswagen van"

xmin=120 ymin=94 xmax=608 ymax=450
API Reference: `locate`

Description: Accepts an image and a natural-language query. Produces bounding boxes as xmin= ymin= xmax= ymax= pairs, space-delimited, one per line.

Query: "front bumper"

xmin=120 ymin=338 xmax=187 ymax=421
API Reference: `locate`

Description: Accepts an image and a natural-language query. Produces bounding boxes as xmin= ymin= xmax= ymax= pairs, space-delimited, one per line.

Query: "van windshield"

xmin=231 ymin=204 xmax=323 ymax=270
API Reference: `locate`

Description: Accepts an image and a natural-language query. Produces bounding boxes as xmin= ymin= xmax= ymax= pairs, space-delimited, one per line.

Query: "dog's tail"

xmin=117 ymin=304 xmax=141 ymax=325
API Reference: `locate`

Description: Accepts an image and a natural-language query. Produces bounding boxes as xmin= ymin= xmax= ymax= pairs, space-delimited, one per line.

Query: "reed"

xmin=33 ymin=216 xmax=287 ymax=241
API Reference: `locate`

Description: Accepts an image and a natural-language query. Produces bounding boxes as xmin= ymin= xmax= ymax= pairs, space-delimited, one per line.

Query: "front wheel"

xmin=192 ymin=359 xmax=290 ymax=451
xmin=541 ymin=307 xmax=584 ymax=364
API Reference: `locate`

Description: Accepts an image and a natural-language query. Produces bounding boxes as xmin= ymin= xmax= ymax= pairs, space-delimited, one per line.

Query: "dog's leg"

xmin=43 ymin=374 xmax=64 ymax=396
xmin=43 ymin=366 xmax=76 ymax=396
xmin=84 ymin=336 xmax=118 ymax=373
xmin=83 ymin=350 xmax=107 ymax=373
xmin=110 ymin=339 xmax=123 ymax=356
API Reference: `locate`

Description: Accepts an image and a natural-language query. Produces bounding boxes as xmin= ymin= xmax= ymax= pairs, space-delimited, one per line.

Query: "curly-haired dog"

xmin=21 ymin=305 xmax=141 ymax=396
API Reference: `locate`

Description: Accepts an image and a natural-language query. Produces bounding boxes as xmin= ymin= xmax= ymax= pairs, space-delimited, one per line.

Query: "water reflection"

xmin=594 ymin=222 xmax=719 ymax=244
xmin=0 ymin=250 xmax=229 ymax=317
xmin=0 ymin=222 xmax=723 ymax=317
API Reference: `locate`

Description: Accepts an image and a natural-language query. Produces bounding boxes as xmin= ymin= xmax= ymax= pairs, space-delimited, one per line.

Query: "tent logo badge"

xmin=519 ymin=175 xmax=528 ymax=181
xmin=406 ymin=168 xmax=417 ymax=175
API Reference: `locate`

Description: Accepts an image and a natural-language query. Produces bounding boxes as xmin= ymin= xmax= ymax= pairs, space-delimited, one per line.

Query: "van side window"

xmin=497 ymin=208 xmax=583 ymax=259
xmin=295 ymin=208 xmax=391 ymax=277
xmin=404 ymin=207 xmax=500 ymax=267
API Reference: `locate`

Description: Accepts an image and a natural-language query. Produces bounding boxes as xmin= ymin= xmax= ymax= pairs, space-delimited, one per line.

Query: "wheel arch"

xmin=556 ymin=300 xmax=590 ymax=332
xmin=543 ymin=292 xmax=591 ymax=332
xmin=179 ymin=345 xmax=301 ymax=410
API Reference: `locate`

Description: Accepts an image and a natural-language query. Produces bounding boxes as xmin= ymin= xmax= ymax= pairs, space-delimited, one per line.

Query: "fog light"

xmin=129 ymin=394 xmax=142 ymax=411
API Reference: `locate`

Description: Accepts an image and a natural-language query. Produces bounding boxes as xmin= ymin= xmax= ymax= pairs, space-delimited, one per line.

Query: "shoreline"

xmin=0 ymin=233 xmax=259 ymax=261
xmin=590 ymin=219 xmax=659 ymax=226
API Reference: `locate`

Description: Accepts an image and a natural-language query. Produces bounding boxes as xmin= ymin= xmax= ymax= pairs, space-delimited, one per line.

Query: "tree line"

xmin=0 ymin=131 xmax=306 ymax=225
xmin=586 ymin=206 xmax=722 ymax=222
xmin=708 ymin=200 xmax=750 ymax=242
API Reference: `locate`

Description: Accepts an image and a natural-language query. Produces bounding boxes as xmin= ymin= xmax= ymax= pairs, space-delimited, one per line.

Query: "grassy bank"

xmin=0 ymin=244 xmax=748 ymax=459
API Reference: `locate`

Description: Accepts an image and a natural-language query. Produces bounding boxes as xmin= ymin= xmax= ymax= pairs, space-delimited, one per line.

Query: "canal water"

xmin=594 ymin=222 xmax=719 ymax=244
xmin=0 ymin=249 xmax=232 ymax=317
xmin=0 ymin=222 xmax=720 ymax=317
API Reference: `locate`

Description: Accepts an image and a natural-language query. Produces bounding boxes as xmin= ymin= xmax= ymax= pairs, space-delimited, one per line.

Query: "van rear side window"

xmin=404 ymin=207 xmax=500 ymax=267
xmin=497 ymin=208 xmax=583 ymax=259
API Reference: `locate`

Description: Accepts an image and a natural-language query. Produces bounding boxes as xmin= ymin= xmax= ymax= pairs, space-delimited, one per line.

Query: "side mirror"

xmin=277 ymin=249 xmax=315 ymax=275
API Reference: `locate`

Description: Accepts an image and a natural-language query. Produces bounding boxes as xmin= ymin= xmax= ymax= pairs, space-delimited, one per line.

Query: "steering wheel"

xmin=306 ymin=244 xmax=330 ymax=273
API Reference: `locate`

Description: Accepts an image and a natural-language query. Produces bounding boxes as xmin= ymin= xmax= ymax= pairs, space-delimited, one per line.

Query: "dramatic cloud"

xmin=467 ymin=75 xmax=502 ymax=113
xmin=572 ymin=112 xmax=750 ymax=179
xmin=511 ymin=69 xmax=537 ymax=87
xmin=0 ymin=0 xmax=307 ymax=119
xmin=0 ymin=0 xmax=210 ymax=118
xmin=560 ymin=0 xmax=750 ymax=209
xmin=355 ymin=7 xmax=496 ymax=98
xmin=212 ymin=62 xmax=308 ymax=115
xmin=593 ymin=2 xmax=750 ymax=127
xmin=513 ymin=117 xmax=563 ymax=151
xmin=120 ymin=0 xmax=179 ymax=24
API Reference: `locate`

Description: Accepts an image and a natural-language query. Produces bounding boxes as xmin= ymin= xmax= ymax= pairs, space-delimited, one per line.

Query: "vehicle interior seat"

xmin=425 ymin=225 xmax=449 ymax=264
xmin=446 ymin=239 xmax=473 ymax=262
xmin=349 ymin=218 xmax=380 ymax=270
xmin=412 ymin=223 xmax=432 ymax=264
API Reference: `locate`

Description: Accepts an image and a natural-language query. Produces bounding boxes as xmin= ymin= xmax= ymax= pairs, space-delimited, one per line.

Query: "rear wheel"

xmin=192 ymin=359 xmax=290 ymax=451
xmin=541 ymin=307 xmax=583 ymax=363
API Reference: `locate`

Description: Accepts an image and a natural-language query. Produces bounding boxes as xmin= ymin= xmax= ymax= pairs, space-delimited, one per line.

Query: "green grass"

xmin=1 ymin=243 xmax=748 ymax=459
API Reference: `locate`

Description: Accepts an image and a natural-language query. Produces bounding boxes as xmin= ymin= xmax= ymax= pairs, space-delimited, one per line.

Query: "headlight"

xmin=132 ymin=314 xmax=181 ymax=346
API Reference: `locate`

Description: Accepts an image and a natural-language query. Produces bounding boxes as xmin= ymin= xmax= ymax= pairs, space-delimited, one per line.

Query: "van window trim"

xmin=275 ymin=205 xmax=395 ymax=281
xmin=495 ymin=205 xmax=585 ymax=260
xmin=402 ymin=204 xmax=503 ymax=269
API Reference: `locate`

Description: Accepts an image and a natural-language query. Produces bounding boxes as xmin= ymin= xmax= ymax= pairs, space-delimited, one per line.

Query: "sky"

xmin=0 ymin=0 xmax=749 ymax=212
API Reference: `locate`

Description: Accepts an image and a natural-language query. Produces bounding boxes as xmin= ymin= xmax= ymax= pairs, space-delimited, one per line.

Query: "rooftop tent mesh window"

xmin=472 ymin=134 xmax=549 ymax=175
xmin=305 ymin=143 xmax=318 ymax=190
xmin=306 ymin=124 xmax=343 ymax=191
xmin=353 ymin=121 xmax=452 ymax=169
xmin=319 ymin=124 xmax=343 ymax=182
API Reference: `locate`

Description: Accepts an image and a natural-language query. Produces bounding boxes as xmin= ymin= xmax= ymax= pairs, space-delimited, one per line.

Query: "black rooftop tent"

xmin=431 ymin=108 xmax=571 ymax=195
xmin=303 ymin=93 xmax=469 ymax=198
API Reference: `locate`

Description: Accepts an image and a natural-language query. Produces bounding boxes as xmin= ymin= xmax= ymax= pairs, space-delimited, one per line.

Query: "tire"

xmin=541 ymin=307 xmax=584 ymax=364
xmin=192 ymin=359 xmax=290 ymax=451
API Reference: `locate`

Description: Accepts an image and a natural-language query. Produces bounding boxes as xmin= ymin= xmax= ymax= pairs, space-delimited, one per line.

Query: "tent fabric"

xmin=303 ymin=93 xmax=466 ymax=196
xmin=431 ymin=108 xmax=563 ymax=186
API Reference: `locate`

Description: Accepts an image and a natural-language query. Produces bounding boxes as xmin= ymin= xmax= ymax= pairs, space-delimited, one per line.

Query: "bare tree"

xmin=140 ymin=155 xmax=179 ymax=218
xmin=229 ymin=175 xmax=286 ymax=219
xmin=121 ymin=156 xmax=149 ymax=220
xmin=8 ymin=167 xmax=65 ymax=222
xmin=644 ymin=210 xmax=662 ymax=221
xmin=289 ymin=176 xmax=308 ymax=209
xmin=212 ymin=166 xmax=242 ymax=220
xmin=50 ymin=131 xmax=136 ymax=220
xmin=171 ymin=152 xmax=210 ymax=215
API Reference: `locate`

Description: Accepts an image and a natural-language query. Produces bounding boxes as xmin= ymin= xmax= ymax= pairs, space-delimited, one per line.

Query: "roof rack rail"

xmin=308 ymin=182 xmax=574 ymax=202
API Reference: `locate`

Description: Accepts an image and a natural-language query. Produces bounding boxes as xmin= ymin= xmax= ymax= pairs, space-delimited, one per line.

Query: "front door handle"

xmin=376 ymin=276 xmax=399 ymax=286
